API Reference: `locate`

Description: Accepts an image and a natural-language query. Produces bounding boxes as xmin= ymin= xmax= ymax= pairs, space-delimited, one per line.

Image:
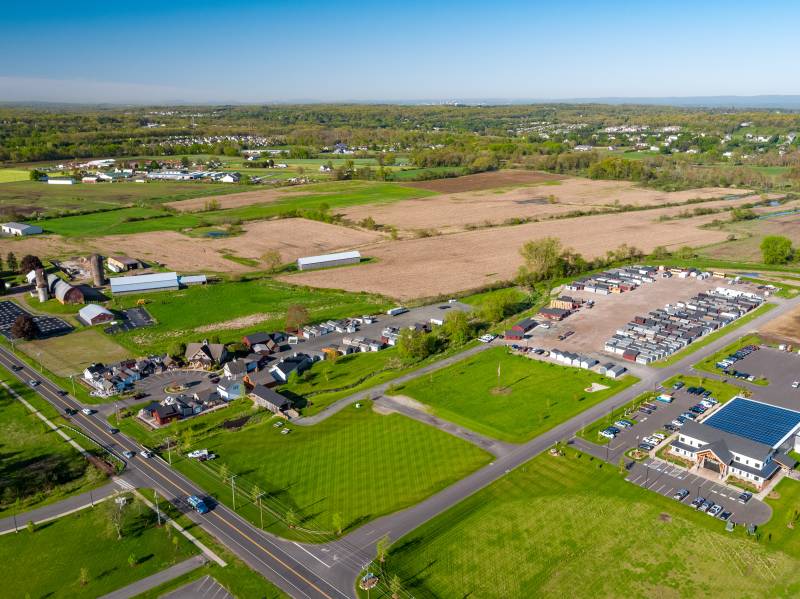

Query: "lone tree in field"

xmin=6 ymin=252 xmax=17 ymax=273
xmin=261 ymin=249 xmax=283 ymax=273
xmin=10 ymin=314 xmax=37 ymax=340
xmin=78 ymin=567 xmax=90 ymax=587
xmin=19 ymin=254 xmax=43 ymax=274
xmin=389 ymin=574 xmax=403 ymax=599
xmin=285 ymin=304 xmax=309 ymax=332
xmin=376 ymin=533 xmax=390 ymax=563
xmin=761 ymin=235 xmax=794 ymax=265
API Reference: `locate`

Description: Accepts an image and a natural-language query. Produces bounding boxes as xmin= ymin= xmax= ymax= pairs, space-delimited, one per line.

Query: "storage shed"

xmin=297 ymin=251 xmax=361 ymax=271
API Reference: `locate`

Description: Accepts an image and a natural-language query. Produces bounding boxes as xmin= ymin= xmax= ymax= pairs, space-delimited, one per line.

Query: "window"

xmin=680 ymin=436 xmax=685 ymax=443
xmin=754 ymin=476 xmax=761 ymax=482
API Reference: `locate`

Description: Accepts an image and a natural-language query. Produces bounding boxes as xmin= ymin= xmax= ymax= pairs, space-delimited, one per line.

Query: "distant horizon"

xmin=3 ymin=0 xmax=800 ymax=105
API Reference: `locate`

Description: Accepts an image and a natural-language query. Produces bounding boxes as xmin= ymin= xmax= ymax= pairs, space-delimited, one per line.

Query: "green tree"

xmin=180 ymin=156 xmax=190 ymax=167
xmin=761 ymin=235 xmax=794 ymax=265
xmin=649 ymin=245 xmax=671 ymax=260
xmin=332 ymin=512 xmax=343 ymax=535
xmin=26 ymin=520 xmax=35 ymax=534
xmin=6 ymin=252 xmax=17 ymax=273
xmin=397 ymin=328 xmax=435 ymax=363
xmin=261 ymin=249 xmax=283 ymax=272
xmin=517 ymin=237 xmax=566 ymax=285
xmin=376 ymin=533 xmax=390 ymax=563
xmin=442 ymin=309 xmax=471 ymax=346
xmin=389 ymin=574 xmax=403 ymax=599
xmin=29 ymin=169 xmax=46 ymax=181
xmin=480 ymin=289 xmax=521 ymax=323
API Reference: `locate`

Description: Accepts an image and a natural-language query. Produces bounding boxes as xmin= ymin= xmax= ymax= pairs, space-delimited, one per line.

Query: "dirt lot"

xmin=82 ymin=218 xmax=383 ymax=273
xmin=760 ymin=303 xmax=800 ymax=346
xmin=403 ymin=169 xmax=563 ymax=193
xmin=341 ymin=178 xmax=756 ymax=234
xmin=282 ymin=208 xmax=742 ymax=300
xmin=527 ymin=277 xmax=748 ymax=355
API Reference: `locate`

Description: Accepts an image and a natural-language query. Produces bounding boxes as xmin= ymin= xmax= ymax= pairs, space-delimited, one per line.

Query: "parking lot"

xmin=627 ymin=457 xmax=772 ymax=525
xmin=104 ymin=306 xmax=155 ymax=334
xmin=719 ymin=346 xmax=800 ymax=408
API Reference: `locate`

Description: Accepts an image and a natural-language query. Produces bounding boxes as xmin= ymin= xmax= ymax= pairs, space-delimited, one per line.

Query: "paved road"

xmin=2 ymin=294 xmax=798 ymax=598
xmin=98 ymin=555 xmax=207 ymax=599
xmin=162 ymin=575 xmax=234 ymax=599
xmin=0 ymin=479 xmax=122 ymax=535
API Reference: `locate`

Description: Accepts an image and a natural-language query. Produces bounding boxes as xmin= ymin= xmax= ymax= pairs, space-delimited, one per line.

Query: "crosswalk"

xmin=115 ymin=478 xmax=135 ymax=491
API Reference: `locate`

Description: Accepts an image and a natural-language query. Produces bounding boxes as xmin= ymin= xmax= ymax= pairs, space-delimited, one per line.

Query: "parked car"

xmin=638 ymin=442 xmax=654 ymax=451
xmin=672 ymin=381 xmax=685 ymax=390
xmin=718 ymin=510 xmax=732 ymax=521
xmin=708 ymin=504 xmax=723 ymax=517
xmin=599 ymin=429 xmax=616 ymax=439
xmin=738 ymin=491 xmax=753 ymax=504
xmin=673 ymin=488 xmax=689 ymax=501
xmin=698 ymin=500 xmax=714 ymax=513
xmin=614 ymin=420 xmax=633 ymax=429
xmin=11 ymin=365 xmax=22 ymax=372
xmin=691 ymin=496 xmax=705 ymax=509
xmin=792 ymin=381 xmax=800 ymax=389
xmin=107 ymin=427 xmax=119 ymax=434
xmin=478 ymin=334 xmax=495 ymax=343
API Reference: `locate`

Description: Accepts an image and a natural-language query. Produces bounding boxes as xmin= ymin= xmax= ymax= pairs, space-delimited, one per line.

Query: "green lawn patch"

xmin=661 ymin=374 xmax=745 ymax=403
xmin=394 ymin=347 xmax=638 ymax=443
xmin=172 ymin=401 xmax=491 ymax=539
xmin=109 ymin=278 xmax=390 ymax=355
xmin=0 ymin=494 xmax=196 ymax=598
xmin=373 ymin=449 xmax=800 ymax=598
xmin=652 ymin=303 xmax=777 ymax=368
xmin=694 ymin=333 xmax=765 ymax=376
xmin=0 ymin=169 xmax=30 ymax=183
xmin=0 ymin=367 xmax=107 ymax=517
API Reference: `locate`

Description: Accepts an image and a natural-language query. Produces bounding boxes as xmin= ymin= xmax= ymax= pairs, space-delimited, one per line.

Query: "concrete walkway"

xmin=376 ymin=395 xmax=515 ymax=457
xmin=294 ymin=341 xmax=496 ymax=426
xmin=98 ymin=555 xmax=207 ymax=599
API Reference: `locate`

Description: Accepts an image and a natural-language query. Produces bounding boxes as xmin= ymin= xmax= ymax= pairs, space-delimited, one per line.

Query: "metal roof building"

xmin=297 ymin=250 xmax=361 ymax=271
xmin=703 ymin=397 xmax=800 ymax=449
xmin=110 ymin=272 xmax=180 ymax=295
xmin=78 ymin=304 xmax=114 ymax=326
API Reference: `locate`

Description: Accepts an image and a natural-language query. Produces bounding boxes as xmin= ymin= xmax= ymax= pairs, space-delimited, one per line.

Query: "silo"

xmin=89 ymin=254 xmax=105 ymax=286
xmin=34 ymin=268 xmax=49 ymax=302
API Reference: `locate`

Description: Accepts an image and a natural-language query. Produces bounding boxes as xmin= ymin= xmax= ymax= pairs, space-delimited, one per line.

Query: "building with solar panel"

xmin=669 ymin=397 xmax=799 ymax=490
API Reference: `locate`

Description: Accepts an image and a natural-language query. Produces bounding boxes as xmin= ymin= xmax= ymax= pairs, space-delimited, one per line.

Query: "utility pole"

xmin=257 ymin=493 xmax=264 ymax=529
xmin=166 ymin=437 xmax=172 ymax=465
xmin=154 ymin=490 xmax=162 ymax=526
xmin=70 ymin=374 xmax=75 ymax=396
xmin=231 ymin=475 xmax=237 ymax=510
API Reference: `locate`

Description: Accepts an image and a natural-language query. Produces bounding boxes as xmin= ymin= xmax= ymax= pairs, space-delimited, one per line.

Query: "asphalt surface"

xmin=2 ymin=293 xmax=798 ymax=598
xmin=99 ymin=555 xmax=207 ymax=599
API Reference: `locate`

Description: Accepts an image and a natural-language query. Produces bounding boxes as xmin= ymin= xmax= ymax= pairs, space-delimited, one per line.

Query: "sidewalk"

xmin=98 ymin=555 xmax=206 ymax=599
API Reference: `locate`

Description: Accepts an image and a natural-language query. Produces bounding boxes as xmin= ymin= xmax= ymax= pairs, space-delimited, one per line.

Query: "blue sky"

xmin=2 ymin=0 xmax=800 ymax=103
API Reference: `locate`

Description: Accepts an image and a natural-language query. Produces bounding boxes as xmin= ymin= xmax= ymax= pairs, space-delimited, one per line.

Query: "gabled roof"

xmin=185 ymin=342 xmax=227 ymax=363
xmin=250 ymin=385 xmax=289 ymax=410
xmin=681 ymin=419 xmax=773 ymax=461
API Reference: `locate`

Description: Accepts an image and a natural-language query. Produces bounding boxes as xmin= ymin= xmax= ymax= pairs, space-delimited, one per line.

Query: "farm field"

xmin=341 ymin=177 xmax=754 ymax=234
xmin=0 ymin=369 xmax=106 ymax=517
xmin=0 ymin=169 xmax=29 ymax=183
xmin=0 ymin=180 xmax=244 ymax=218
xmin=0 ymin=496 xmax=197 ymax=599
xmin=376 ymin=448 xmax=800 ymax=599
xmin=84 ymin=217 xmax=383 ymax=273
xmin=393 ymin=348 xmax=638 ymax=443
xmin=284 ymin=204 xmax=739 ymax=300
xmin=32 ymin=181 xmax=435 ymax=238
xmin=760 ymin=302 xmax=800 ymax=345
xmin=173 ymin=402 xmax=492 ymax=537
xmin=18 ymin=329 xmax=131 ymax=377
xmin=110 ymin=278 xmax=390 ymax=354
xmin=404 ymin=169 xmax=562 ymax=192
xmin=699 ymin=212 xmax=800 ymax=263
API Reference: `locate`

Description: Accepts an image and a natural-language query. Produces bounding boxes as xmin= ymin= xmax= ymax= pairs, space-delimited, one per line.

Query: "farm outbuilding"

xmin=1 ymin=222 xmax=42 ymax=236
xmin=78 ymin=304 xmax=114 ymax=326
xmin=46 ymin=274 xmax=84 ymax=304
xmin=297 ymin=250 xmax=361 ymax=271
xmin=110 ymin=272 xmax=180 ymax=295
xmin=107 ymin=255 xmax=143 ymax=272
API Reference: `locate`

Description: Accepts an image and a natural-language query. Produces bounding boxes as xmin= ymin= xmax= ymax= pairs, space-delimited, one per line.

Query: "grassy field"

xmin=0 ymin=169 xmax=30 ymax=183
xmin=18 ymin=329 xmax=131 ymax=377
xmin=0 ymin=495 xmax=196 ymax=598
xmin=110 ymin=278 xmax=389 ymax=355
xmin=171 ymin=401 xmax=491 ymax=538
xmin=0 ymin=368 xmax=107 ymax=517
xmin=373 ymin=448 xmax=800 ymax=599
xmin=394 ymin=348 xmax=638 ymax=443
xmin=35 ymin=181 xmax=435 ymax=237
xmin=0 ymin=180 xmax=244 ymax=217
xmin=652 ymin=303 xmax=777 ymax=368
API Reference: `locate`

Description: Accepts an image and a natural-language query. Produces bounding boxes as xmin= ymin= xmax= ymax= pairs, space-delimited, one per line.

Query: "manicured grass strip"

xmin=652 ymin=303 xmax=777 ymax=368
xmin=171 ymin=401 xmax=491 ymax=539
xmin=396 ymin=347 xmax=639 ymax=443
xmin=372 ymin=448 xmax=800 ymax=599
xmin=694 ymin=333 xmax=763 ymax=376
xmin=0 ymin=494 xmax=196 ymax=599
xmin=661 ymin=375 xmax=746 ymax=403
xmin=0 ymin=169 xmax=30 ymax=183
xmin=0 ymin=365 xmax=107 ymax=517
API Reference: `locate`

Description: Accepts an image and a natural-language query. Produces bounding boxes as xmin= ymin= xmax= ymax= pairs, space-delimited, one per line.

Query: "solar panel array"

xmin=0 ymin=300 xmax=72 ymax=339
xmin=704 ymin=397 xmax=800 ymax=448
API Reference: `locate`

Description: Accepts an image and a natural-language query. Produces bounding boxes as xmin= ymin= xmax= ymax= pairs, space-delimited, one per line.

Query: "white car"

xmin=792 ymin=381 xmax=799 ymax=389
xmin=139 ymin=450 xmax=153 ymax=459
xmin=187 ymin=449 xmax=209 ymax=459
xmin=478 ymin=334 xmax=495 ymax=343
xmin=651 ymin=433 xmax=666 ymax=441
xmin=81 ymin=408 xmax=94 ymax=416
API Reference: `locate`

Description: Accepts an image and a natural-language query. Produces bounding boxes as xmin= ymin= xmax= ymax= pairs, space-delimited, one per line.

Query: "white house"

xmin=2 ymin=222 xmax=42 ymax=236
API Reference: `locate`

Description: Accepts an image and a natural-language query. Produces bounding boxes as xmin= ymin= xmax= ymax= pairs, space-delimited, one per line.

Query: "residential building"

xmin=185 ymin=341 xmax=229 ymax=368
xmin=249 ymin=385 xmax=291 ymax=414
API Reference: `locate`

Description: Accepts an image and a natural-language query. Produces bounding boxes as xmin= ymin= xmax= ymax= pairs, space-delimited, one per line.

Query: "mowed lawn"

xmin=379 ymin=450 xmax=800 ymax=599
xmin=0 ymin=498 xmax=197 ymax=598
xmin=19 ymin=329 xmax=131 ymax=377
xmin=0 ymin=370 xmax=106 ymax=517
xmin=112 ymin=278 xmax=389 ymax=354
xmin=174 ymin=402 xmax=492 ymax=536
xmin=395 ymin=348 xmax=638 ymax=443
xmin=36 ymin=181 xmax=435 ymax=237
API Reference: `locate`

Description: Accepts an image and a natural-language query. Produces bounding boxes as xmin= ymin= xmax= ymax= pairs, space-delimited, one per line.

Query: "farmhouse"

xmin=1 ymin=222 xmax=42 ymax=236
xmin=221 ymin=172 xmax=241 ymax=183
xmin=107 ymin=255 xmax=143 ymax=272
xmin=249 ymin=385 xmax=291 ymax=414
xmin=185 ymin=341 xmax=229 ymax=368
xmin=110 ymin=272 xmax=180 ymax=295
xmin=669 ymin=397 xmax=800 ymax=490
xmin=297 ymin=250 xmax=361 ymax=271
xmin=78 ymin=304 xmax=114 ymax=326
